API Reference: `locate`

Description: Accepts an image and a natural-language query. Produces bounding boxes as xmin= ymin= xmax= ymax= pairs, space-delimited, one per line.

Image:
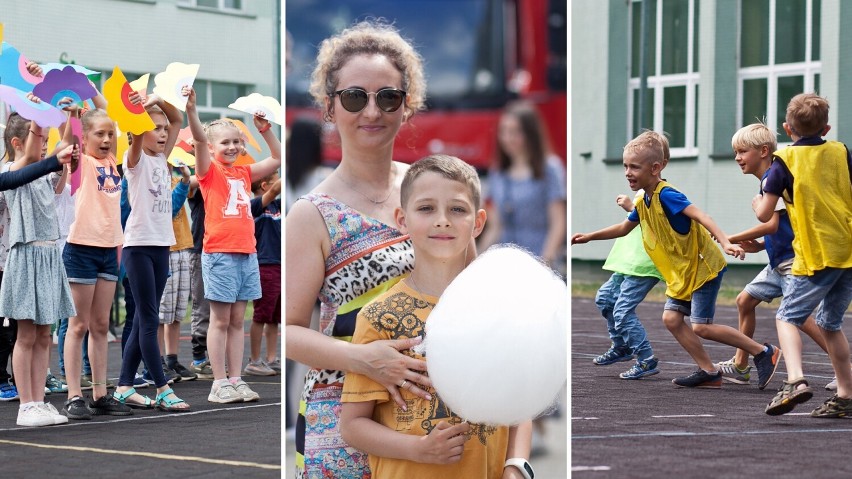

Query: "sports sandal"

xmin=765 ymin=378 xmax=813 ymax=416
xmin=113 ymin=388 xmax=154 ymax=410
xmin=155 ymin=388 xmax=190 ymax=413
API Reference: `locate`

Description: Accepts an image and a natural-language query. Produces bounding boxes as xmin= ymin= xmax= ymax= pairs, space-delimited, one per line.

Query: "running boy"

xmin=573 ymin=131 xmax=782 ymax=389
xmin=341 ymin=155 xmax=533 ymax=479
xmin=753 ymin=93 xmax=852 ymax=417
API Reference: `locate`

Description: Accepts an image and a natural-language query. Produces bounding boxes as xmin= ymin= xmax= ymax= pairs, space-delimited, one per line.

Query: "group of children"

xmin=574 ymin=92 xmax=852 ymax=418
xmin=0 ymin=64 xmax=282 ymax=427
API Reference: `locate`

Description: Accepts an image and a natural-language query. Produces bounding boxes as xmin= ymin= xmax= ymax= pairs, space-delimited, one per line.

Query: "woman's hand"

xmin=356 ymin=337 xmax=433 ymax=409
xmin=414 ymin=420 xmax=469 ymax=464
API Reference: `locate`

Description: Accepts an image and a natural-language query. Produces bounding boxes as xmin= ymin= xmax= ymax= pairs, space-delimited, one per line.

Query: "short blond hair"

xmin=786 ymin=93 xmax=829 ymax=137
xmin=401 ymin=154 xmax=481 ymax=209
xmin=624 ymin=130 xmax=669 ymax=164
xmin=732 ymin=123 xmax=777 ymax=152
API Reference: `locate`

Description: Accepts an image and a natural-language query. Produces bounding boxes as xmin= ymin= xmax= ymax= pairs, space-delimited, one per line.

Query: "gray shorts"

xmin=743 ymin=264 xmax=789 ymax=303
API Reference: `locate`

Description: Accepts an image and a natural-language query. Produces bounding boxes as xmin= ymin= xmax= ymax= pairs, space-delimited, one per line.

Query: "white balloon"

xmin=421 ymin=245 xmax=567 ymax=426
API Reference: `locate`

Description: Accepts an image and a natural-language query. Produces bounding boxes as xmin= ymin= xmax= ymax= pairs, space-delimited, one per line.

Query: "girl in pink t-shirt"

xmin=184 ymin=87 xmax=281 ymax=404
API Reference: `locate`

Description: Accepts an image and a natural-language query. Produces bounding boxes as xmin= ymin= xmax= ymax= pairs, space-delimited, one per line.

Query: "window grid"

xmin=628 ymin=0 xmax=700 ymax=158
xmin=737 ymin=0 xmax=821 ymax=141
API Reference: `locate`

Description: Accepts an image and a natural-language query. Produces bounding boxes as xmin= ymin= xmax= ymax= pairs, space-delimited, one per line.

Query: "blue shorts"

xmin=744 ymin=264 xmax=790 ymax=303
xmin=664 ymin=270 xmax=725 ymax=324
xmin=777 ymin=267 xmax=852 ymax=331
xmin=63 ymin=243 xmax=119 ymax=284
xmin=201 ymin=252 xmax=261 ymax=303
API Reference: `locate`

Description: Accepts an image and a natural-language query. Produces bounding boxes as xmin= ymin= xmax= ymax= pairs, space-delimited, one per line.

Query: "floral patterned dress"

xmin=296 ymin=194 xmax=414 ymax=479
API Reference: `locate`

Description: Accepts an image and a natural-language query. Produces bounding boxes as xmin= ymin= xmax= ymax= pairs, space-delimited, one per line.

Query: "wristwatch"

xmin=505 ymin=458 xmax=535 ymax=479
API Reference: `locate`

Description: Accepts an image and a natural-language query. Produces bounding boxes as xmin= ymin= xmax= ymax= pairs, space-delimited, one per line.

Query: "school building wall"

xmin=571 ymin=0 xmax=852 ymax=266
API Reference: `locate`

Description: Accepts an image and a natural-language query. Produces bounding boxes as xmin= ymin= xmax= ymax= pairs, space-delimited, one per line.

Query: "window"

xmin=191 ymin=80 xmax=251 ymax=126
xmin=178 ymin=0 xmax=243 ymax=12
xmin=738 ymin=0 xmax=821 ymax=137
xmin=628 ymin=0 xmax=700 ymax=156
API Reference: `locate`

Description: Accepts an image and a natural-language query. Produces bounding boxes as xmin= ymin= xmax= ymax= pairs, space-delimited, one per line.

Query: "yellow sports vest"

xmin=773 ymin=142 xmax=852 ymax=275
xmin=636 ymin=181 xmax=726 ymax=300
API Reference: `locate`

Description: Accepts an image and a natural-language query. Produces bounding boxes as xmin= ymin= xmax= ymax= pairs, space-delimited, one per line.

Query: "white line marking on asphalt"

xmin=571 ymin=417 xmax=600 ymax=420
xmin=574 ymin=427 xmax=852 ymax=440
xmin=572 ymin=466 xmax=612 ymax=471
xmin=652 ymin=414 xmax=714 ymax=418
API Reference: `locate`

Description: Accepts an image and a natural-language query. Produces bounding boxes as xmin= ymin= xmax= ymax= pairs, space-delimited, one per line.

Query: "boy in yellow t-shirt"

xmin=573 ymin=131 xmax=781 ymax=389
xmin=341 ymin=155 xmax=533 ymax=479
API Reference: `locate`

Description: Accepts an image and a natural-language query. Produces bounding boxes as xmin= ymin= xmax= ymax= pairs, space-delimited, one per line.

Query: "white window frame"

xmin=628 ymin=0 xmax=700 ymax=158
xmin=193 ymin=79 xmax=251 ymax=124
xmin=177 ymin=0 xmax=245 ymax=13
xmin=736 ymin=0 xmax=821 ymax=144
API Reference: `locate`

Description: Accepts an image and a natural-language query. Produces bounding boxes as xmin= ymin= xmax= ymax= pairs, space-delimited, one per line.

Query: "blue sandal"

xmin=113 ymin=387 xmax=153 ymax=409
xmin=155 ymin=388 xmax=190 ymax=412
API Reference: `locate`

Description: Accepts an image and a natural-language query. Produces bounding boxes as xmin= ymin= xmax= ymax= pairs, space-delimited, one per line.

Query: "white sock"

xmin=229 ymin=376 xmax=242 ymax=385
xmin=20 ymin=402 xmax=34 ymax=411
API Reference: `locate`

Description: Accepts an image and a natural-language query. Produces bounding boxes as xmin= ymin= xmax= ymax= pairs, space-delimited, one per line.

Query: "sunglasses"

xmin=333 ymin=87 xmax=407 ymax=113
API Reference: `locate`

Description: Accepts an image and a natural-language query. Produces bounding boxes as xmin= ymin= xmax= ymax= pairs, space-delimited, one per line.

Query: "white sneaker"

xmin=232 ymin=380 xmax=260 ymax=402
xmin=826 ymin=377 xmax=838 ymax=391
xmin=207 ymin=384 xmax=243 ymax=404
xmin=243 ymin=360 xmax=276 ymax=376
xmin=39 ymin=403 xmax=69 ymax=425
xmin=16 ymin=406 xmax=54 ymax=427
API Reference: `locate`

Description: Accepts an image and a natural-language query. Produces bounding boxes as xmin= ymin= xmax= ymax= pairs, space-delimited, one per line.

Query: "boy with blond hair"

xmin=340 ymin=154 xmax=533 ymax=479
xmin=573 ymin=131 xmax=781 ymax=389
xmin=754 ymin=93 xmax=852 ymax=417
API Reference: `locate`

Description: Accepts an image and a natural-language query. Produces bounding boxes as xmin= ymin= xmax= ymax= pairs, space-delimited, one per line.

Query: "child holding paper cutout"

xmin=184 ymin=86 xmax=281 ymax=403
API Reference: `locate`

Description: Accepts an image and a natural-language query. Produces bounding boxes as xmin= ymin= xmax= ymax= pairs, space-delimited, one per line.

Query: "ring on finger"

xmin=399 ymin=380 xmax=408 ymax=389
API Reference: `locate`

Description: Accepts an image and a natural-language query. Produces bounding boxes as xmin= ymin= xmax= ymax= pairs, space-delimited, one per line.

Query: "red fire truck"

xmin=285 ymin=0 xmax=566 ymax=170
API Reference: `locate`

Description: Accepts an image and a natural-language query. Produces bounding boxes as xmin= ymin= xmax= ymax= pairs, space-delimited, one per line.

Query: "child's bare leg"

xmin=227 ymin=301 xmax=248 ymax=376
xmin=249 ymin=321 xmax=263 ymax=362
xmin=66 ymin=283 xmax=94 ymax=399
xmin=208 ymin=300 xmax=231 ymax=381
xmin=87 ymin=279 xmax=115 ymax=401
xmin=800 ymin=316 xmax=828 ymax=351
xmin=691 ymin=323 xmax=764 ymax=356
xmin=776 ymin=319 xmax=805 ymax=379
xmin=662 ymin=310 xmax=714 ymax=370
xmin=264 ymin=323 xmax=279 ymax=363
xmin=734 ymin=291 xmax=761 ymax=367
xmin=13 ymin=321 xmax=36 ymax=403
xmin=820 ymin=328 xmax=852 ymax=398
xmin=31 ymin=325 xmax=51 ymax=403
xmin=165 ymin=322 xmax=181 ymax=356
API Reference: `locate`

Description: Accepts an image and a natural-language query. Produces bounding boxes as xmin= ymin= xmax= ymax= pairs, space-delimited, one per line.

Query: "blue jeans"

xmin=595 ymin=273 xmax=659 ymax=361
xmin=664 ymin=269 xmax=726 ymax=324
xmin=57 ymin=318 xmax=91 ymax=376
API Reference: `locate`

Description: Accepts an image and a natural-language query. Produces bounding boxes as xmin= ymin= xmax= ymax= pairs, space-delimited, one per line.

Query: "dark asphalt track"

xmin=572 ymin=296 xmax=852 ymax=478
xmin=0 ymin=321 xmax=281 ymax=478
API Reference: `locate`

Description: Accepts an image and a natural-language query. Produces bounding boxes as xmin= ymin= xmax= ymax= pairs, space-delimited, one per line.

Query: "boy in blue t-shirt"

xmin=244 ymin=173 xmax=282 ymax=376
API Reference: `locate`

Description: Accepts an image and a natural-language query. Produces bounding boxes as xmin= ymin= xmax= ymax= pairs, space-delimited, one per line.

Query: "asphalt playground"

xmin=0 ymin=321 xmax=281 ymax=478
xmin=572 ymin=295 xmax=852 ymax=478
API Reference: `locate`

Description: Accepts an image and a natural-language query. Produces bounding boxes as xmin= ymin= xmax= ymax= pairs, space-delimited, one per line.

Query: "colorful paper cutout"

xmin=40 ymin=63 xmax=100 ymax=76
xmin=152 ymin=62 xmax=199 ymax=111
xmin=0 ymin=24 xmax=4 ymax=47
xmin=32 ymin=66 xmax=98 ymax=107
xmin=168 ymin=148 xmax=196 ymax=167
xmin=115 ymin=126 xmax=130 ymax=166
xmin=0 ymin=42 xmax=43 ymax=92
xmin=103 ymin=66 xmax=154 ymax=135
xmin=0 ymin=85 xmax=66 ymax=127
xmin=129 ymin=73 xmax=150 ymax=96
xmin=234 ymin=151 xmax=255 ymax=166
xmin=228 ymin=118 xmax=261 ymax=152
xmin=228 ymin=93 xmax=283 ymax=125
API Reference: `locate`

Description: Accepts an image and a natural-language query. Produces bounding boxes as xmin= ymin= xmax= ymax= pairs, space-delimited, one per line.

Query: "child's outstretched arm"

xmin=261 ymin=177 xmax=282 ymax=208
xmin=248 ymin=112 xmax=281 ymax=181
xmin=571 ymin=219 xmax=637 ymax=245
xmin=502 ymin=421 xmax=532 ymax=479
xmin=754 ymin=191 xmax=781 ymax=223
xmin=183 ymin=87 xmax=211 ymax=178
xmin=681 ymin=204 xmax=745 ymax=259
xmin=340 ymin=400 xmax=471 ymax=465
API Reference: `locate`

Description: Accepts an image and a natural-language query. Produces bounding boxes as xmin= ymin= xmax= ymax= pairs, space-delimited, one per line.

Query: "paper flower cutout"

xmin=129 ymin=73 xmax=150 ymax=96
xmin=0 ymin=85 xmax=66 ymax=127
xmin=168 ymin=148 xmax=196 ymax=167
xmin=0 ymin=42 xmax=43 ymax=92
xmin=40 ymin=63 xmax=100 ymax=76
xmin=103 ymin=66 xmax=154 ymax=135
xmin=228 ymin=93 xmax=282 ymax=125
xmin=32 ymin=66 xmax=97 ymax=107
xmin=228 ymin=118 xmax=261 ymax=152
xmin=235 ymin=151 xmax=255 ymax=166
xmin=152 ymin=62 xmax=199 ymax=111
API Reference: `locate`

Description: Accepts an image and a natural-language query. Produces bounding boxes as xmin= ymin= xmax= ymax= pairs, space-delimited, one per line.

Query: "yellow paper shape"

xmin=0 ymin=24 xmax=4 ymax=47
xmin=228 ymin=118 xmax=261 ymax=152
xmin=46 ymin=127 xmax=61 ymax=154
xmin=153 ymin=62 xmax=199 ymax=111
xmin=168 ymin=147 xmax=196 ymax=167
xmin=228 ymin=93 xmax=282 ymax=125
xmin=129 ymin=73 xmax=150 ymax=95
xmin=115 ymin=127 xmax=130 ymax=165
xmin=104 ymin=66 xmax=154 ymax=135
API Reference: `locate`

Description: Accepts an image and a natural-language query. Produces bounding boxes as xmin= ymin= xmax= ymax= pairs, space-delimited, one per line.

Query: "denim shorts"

xmin=63 ymin=243 xmax=119 ymax=284
xmin=744 ymin=264 xmax=789 ymax=303
xmin=664 ymin=269 xmax=725 ymax=324
xmin=777 ymin=267 xmax=852 ymax=331
xmin=201 ymin=252 xmax=261 ymax=303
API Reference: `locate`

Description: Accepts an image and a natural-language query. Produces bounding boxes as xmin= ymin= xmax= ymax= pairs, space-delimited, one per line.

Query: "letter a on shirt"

xmin=224 ymin=179 xmax=252 ymax=217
